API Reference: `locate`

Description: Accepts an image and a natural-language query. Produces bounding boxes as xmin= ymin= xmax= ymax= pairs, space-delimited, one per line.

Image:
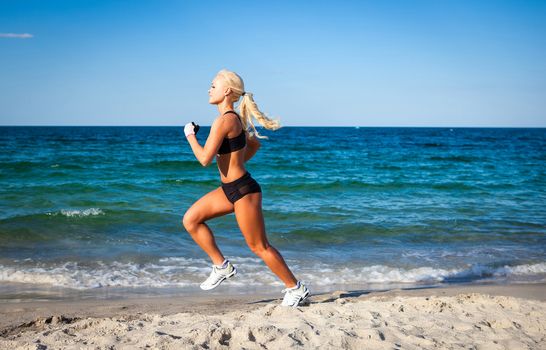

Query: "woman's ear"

xmin=224 ymin=87 xmax=232 ymax=96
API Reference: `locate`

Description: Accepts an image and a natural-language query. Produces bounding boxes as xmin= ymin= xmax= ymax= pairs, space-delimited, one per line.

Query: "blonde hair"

xmin=215 ymin=69 xmax=281 ymax=139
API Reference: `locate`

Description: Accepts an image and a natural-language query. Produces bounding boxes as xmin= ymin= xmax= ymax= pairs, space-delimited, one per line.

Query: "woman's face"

xmin=208 ymin=76 xmax=228 ymax=105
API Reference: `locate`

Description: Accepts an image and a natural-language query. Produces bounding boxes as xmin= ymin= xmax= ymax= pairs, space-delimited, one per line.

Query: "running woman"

xmin=182 ymin=69 xmax=309 ymax=307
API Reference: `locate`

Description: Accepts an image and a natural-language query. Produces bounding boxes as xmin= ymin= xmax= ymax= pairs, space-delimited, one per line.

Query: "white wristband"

xmin=184 ymin=123 xmax=194 ymax=137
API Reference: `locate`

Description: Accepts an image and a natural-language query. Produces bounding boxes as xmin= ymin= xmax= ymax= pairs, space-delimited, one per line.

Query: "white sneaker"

xmin=281 ymin=281 xmax=310 ymax=307
xmin=200 ymin=260 xmax=237 ymax=290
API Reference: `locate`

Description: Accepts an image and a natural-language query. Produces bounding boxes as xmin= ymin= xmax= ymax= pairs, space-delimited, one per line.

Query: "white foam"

xmin=47 ymin=208 xmax=105 ymax=217
xmin=492 ymin=262 xmax=546 ymax=276
xmin=1 ymin=260 xmax=545 ymax=290
xmin=0 ymin=260 xmax=199 ymax=289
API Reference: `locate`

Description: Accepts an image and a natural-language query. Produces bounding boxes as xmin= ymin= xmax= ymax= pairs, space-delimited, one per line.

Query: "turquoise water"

xmin=0 ymin=126 xmax=545 ymax=298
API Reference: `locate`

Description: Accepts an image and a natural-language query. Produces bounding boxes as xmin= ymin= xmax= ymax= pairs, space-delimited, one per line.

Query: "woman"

xmin=182 ymin=69 xmax=309 ymax=307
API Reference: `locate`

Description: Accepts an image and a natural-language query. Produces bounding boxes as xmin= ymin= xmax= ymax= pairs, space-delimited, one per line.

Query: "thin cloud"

xmin=0 ymin=33 xmax=33 ymax=39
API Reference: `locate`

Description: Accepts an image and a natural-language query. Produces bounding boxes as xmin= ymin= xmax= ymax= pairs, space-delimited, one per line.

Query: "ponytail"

xmin=238 ymin=92 xmax=281 ymax=139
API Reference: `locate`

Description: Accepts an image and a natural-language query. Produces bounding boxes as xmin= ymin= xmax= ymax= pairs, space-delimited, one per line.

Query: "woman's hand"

xmin=184 ymin=122 xmax=200 ymax=137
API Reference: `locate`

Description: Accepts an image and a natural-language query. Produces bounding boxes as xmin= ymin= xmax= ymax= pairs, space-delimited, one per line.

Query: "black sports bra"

xmin=217 ymin=111 xmax=246 ymax=154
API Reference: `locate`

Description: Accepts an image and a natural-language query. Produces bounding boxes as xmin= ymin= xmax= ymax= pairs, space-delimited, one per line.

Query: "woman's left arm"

xmin=186 ymin=118 xmax=226 ymax=166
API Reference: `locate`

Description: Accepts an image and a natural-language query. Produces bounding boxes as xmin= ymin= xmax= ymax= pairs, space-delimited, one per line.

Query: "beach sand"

xmin=1 ymin=283 xmax=545 ymax=349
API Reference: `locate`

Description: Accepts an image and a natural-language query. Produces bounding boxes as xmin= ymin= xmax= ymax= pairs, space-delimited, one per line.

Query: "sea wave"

xmin=1 ymin=259 xmax=544 ymax=290
xmin=47 ymin=208 xmax=105 ymax=217
xmin=0 ymin=259 xmax=207 ymax=289
xmin=305 ymin=262 xmax=546 ymax=285
xmin=267 ymin=179 xmax=483 ymax=193
xmin=1 ymin=208 xmax=175 ymax=224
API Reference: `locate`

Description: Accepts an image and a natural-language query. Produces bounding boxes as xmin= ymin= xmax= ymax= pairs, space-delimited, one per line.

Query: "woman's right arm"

xmin=186 ymin=117 xmax=226 ymax=166
xmin=244 ymin=133 xmax=261 ymax=162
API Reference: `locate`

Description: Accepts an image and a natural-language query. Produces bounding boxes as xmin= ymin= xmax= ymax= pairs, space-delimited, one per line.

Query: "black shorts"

xmin=221 ymin=172 xmax=262 ymax=204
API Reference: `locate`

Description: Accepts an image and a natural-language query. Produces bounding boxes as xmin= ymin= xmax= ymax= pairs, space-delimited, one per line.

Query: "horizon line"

xmin=1 ymin=125 xmax=546 ymax=129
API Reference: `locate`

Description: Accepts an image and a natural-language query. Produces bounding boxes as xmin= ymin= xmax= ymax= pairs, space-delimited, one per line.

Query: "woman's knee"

xmin=182 ymin=210 xmax=200 ymax=232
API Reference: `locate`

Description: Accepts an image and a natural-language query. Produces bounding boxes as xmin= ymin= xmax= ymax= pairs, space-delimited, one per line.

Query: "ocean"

xmin=0 ymin=126 xmax=545 ymax=300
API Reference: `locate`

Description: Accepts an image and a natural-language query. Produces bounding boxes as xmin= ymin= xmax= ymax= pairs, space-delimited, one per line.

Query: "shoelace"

xmin=206 ymin=266 xmax=225 ymax=281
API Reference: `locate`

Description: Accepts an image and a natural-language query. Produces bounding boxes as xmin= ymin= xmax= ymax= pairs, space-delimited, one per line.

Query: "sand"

xmin=1 ymin=283 xmax=545 ymax=349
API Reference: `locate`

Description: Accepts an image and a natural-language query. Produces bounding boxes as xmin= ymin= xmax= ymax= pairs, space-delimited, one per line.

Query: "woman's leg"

xmin=182 ymin=187 xmax=234 ymax=265
xmin=233 ymin=192 xmax=298 ymax=288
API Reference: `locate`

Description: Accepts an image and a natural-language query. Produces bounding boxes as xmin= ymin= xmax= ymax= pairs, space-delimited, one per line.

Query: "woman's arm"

xmin=244 ymin=133 xmax=261 ymax=163
xmin=186 ymin=118 xmax=226 ymax=166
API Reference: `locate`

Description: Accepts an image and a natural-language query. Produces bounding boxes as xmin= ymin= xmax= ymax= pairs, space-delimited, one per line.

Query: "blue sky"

xmin=1 ymin=0 xmax=545 ymax=126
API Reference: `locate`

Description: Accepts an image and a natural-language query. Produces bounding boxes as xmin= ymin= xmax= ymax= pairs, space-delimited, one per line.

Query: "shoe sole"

xmin=200 ymin=267 xmax=237 ymax=291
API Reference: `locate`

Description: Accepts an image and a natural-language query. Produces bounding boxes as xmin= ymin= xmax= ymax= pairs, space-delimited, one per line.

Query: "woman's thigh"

xmin=233 ymin=193 xmax=268 ymax=249
xmin=184 ymin=186 xmax=234 ymax=224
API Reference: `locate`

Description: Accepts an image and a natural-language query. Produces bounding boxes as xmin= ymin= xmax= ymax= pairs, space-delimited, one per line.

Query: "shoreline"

xmin=1 ymin=282 xmax=545 ymax=349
